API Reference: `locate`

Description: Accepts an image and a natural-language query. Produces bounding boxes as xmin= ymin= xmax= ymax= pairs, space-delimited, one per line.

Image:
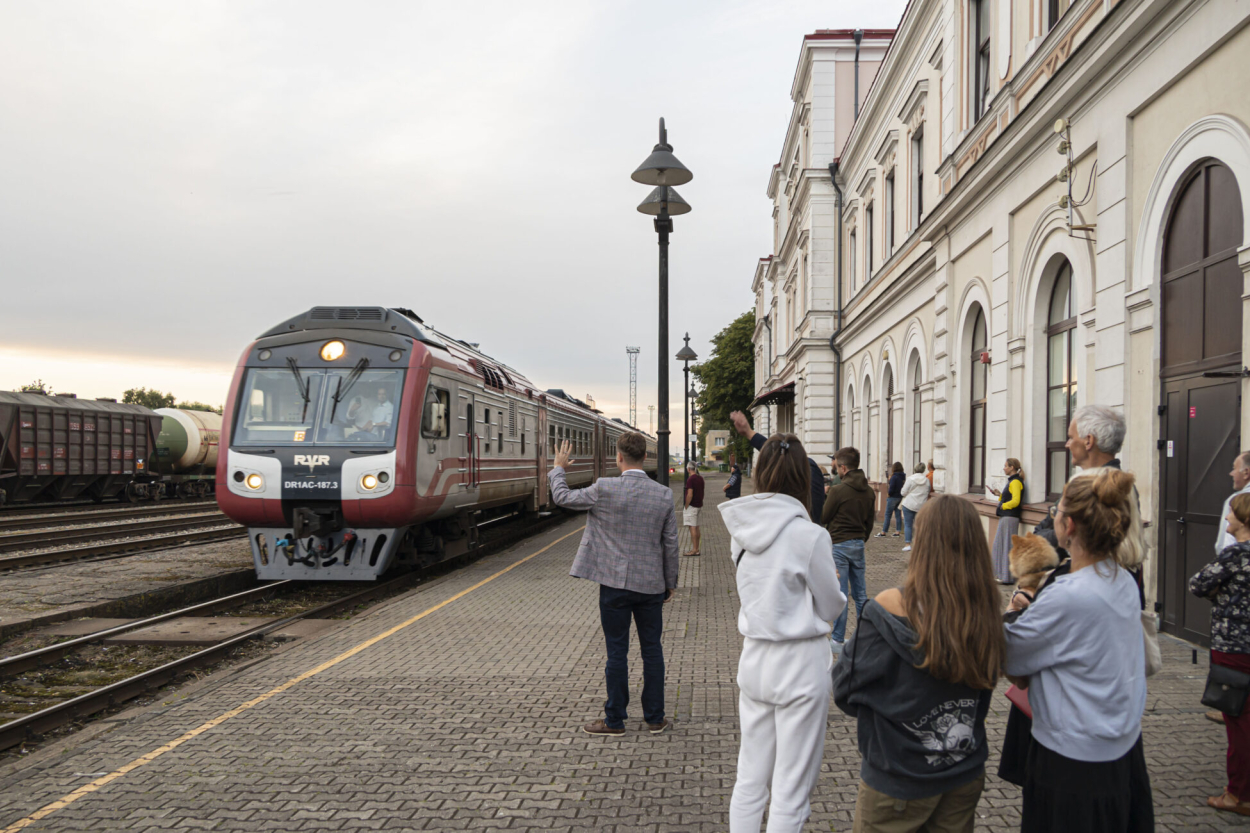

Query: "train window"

xmin=315 ymin=368 xmax=404 ymax=445
xmin=549 ymin=424 xmax=555 ymax=454
xmin=421 ymin=388 xmax=450 ymax=439
xmin=233 ymin=368 xmax=324 ymax=445
xmin=484 ymin=409 xmax=491 ymax=453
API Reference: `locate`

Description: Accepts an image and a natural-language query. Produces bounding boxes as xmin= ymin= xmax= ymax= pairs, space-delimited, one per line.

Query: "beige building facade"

xmin=810 ymin=0 xmax=1250 ymax=644
xmin=751 ymin=30 xmax=891 ymax=465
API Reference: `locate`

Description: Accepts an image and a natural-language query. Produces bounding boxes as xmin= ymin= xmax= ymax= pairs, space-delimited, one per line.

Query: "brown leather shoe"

xmin=1208 ymin=790 xmax=1250 ymax=815
xmin=1206 ymin=710 xmax=1227 ymax=724
xmin=582 ymin=719 xmax=624 ymax=736
xmin=646 ymin=719 xmax=671 ymax=734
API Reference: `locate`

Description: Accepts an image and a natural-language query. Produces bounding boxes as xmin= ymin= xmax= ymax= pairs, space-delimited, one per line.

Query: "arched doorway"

xmin=883 ymin=365 xmax=895 ymax=473
xmin=1159 ymin=159 xmax=1244 ymax=644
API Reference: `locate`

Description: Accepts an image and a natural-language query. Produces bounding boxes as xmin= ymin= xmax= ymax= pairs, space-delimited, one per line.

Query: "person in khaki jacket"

xmin=821 ymin=447 xmax=876 ymax=653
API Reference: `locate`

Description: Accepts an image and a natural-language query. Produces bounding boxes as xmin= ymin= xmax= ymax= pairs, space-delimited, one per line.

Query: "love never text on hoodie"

xmin=833 ymin=600 xmax=992 ymax=800
xmin=719 ymin=493 xmax=846 ymax=641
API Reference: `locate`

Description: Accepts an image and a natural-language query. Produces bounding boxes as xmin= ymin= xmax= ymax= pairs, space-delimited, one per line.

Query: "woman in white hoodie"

xmin=719 ymin=434 xmax=847 ymax=833
xmin=899 ymin=463 xmax=930 ymax=553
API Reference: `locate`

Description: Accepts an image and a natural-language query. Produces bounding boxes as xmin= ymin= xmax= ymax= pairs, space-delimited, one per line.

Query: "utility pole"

xmin=626 ymin=346 xmax=640 ymax=428
xmin=648 ymin=405 xmax=655 ymax=435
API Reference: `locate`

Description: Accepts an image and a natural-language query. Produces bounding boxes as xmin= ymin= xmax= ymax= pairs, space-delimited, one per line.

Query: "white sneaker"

xmin=830 ymin=639 xmax=844 ymax=655
xmin=902 ymin=545 xmax=912 ymax=552
xmin=874 ymin=533 xmax=886 ymax=538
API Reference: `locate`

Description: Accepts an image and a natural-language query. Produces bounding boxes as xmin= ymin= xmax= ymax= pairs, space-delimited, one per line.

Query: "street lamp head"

xmin=637 ymin=185 xmax=691 ymax=216
xmin=631 ymin=118 xmax=694 ymax=187
xmin=675 ymin=344 xmax=698 ymax=361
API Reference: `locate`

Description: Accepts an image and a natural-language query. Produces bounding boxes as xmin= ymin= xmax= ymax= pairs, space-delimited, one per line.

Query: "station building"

xmin=752 ymin=0 xmax=1250 ymax=643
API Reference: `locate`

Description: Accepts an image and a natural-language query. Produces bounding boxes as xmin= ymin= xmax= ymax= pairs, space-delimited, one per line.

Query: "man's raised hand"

xmin=554 ymin=439 xmax=574 ymax=469
xmin=729 ymin=410 xmax=752 ymax=437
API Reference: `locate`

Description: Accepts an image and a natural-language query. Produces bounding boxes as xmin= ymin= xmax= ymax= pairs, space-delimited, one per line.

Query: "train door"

xmin=536 ymin=406 xmax=548 ymax=506
xmin=461 ymin=394 xmax=478 ymax=491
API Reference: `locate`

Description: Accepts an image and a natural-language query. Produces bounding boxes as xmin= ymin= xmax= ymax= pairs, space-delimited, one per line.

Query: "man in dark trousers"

xmin=724 ymin=460 xmax=743 ymax=500
xmin=821 ymin=446 xmax=875 ymax=654
xmin=548 ymin=432 xmax=679 ymax=736
xmin=729 ymin=410 xmax=825 ymax=522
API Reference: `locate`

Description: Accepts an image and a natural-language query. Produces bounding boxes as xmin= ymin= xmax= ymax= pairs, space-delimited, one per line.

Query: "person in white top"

xmin=898 ymin=462 xmax=930 ymax=552
xmin=1004 ymin=468 xmax=1153 ymax=832
xmin=719 ymin=433 xmax=846 ymax=833
xmin=364 ymin=387 xmax=394 ymax=437
xmin=1215 ymin=451 xmax=1250 ymax=555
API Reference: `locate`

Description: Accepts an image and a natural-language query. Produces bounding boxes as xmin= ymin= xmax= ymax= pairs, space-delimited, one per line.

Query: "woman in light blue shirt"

xmin=1004 ymin=468 xmax=1153 ymax=832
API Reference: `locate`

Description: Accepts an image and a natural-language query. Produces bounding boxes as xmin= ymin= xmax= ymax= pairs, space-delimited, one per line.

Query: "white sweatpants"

xmin=730 ymin=635 xmax=833 ymax=833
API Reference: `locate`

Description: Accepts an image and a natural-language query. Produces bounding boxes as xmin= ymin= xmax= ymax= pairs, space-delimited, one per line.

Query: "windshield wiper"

xmin=329 ymin=358 xmax=371 ymax=425
xmin=286 ymin=357 xmax=311 ymax=420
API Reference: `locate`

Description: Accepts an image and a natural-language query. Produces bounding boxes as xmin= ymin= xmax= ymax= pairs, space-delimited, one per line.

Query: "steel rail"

xmin=0 ymin=581 xmax=290 ymax=677
xmin=0 ymin=526 xmax=245 ymax=572
xmin=0 ymin=513 xmax=227 ymax=552
xmin=0 ymin=501 xmax=217 ymax=530
xmin=0 ymin=511 xmax=570 ymax=752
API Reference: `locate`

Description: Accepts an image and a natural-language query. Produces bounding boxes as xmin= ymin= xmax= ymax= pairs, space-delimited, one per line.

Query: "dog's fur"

xmin=1009 ymin=533 xmax=1060 ymax=593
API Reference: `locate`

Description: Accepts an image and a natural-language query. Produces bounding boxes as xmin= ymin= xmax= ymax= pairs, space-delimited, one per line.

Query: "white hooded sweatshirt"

xmin=719 ymin=493 xmax=847 ymax=642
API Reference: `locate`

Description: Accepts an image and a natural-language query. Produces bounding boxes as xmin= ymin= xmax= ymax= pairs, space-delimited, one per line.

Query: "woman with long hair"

xmin=720 ymin=434 xmax=846 ymax=833
xmin=878 ymin=461 xmax=906 ymax=538
xmin=833 ymin=495 xmax=1004 ymax=831
xmin=1004 ymin=468 xmax=1153 ymax=831
xmin=1190 ymin=491 xmax=1250 ymax=815
xmin=989 ymin=458 xmax=1025 ymax=583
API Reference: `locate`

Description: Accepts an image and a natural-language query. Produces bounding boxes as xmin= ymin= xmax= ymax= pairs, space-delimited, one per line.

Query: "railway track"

xmin=0 ymin=510 xmax=568 ymax=753
xmin=0 ymin=512 xmax=230 ymax=553
xmin=0 ymin=524 xmax=245 ymax=572
xmin=0 ymin=500 xmax=217 ymax=530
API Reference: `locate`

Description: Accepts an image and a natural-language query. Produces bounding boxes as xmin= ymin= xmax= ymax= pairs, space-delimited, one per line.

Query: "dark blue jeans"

xmin=599 ymin=585 xmax=666 ymax=728
xmin=882 ymin=497 xmax=903 ymax=533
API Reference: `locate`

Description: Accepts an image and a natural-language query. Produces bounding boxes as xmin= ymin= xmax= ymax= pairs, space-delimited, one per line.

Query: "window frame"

xmin=885 ymin=171 xmax=895 ymax=255
xmin=972 ymin=0 xmax=992 ymax=119
xmin=912 ymin=128 xmax=924 ymax=228
xmin=865 ymin=203 xmax=875 ymax=279
xmin=968 ymin=306 xmax=988 ymax=493
xmin=1044 ymin=262 xmax=1078 ymax=500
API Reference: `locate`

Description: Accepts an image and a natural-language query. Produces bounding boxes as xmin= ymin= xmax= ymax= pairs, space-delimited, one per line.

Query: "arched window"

xmin=969 ymin=306 xmax=988 ymax=492
xmin=884 ymin=366 xmax=895 ymax=470
xmin=1046 ymin=261 xmax=1077 ymax=499
xmin=848 ymin=388 xmax=857 ymax=454
xmin=863 ymin=378 xmax=873 ymax=476
xmin=911 ymin=360 xmax=922 ymax=469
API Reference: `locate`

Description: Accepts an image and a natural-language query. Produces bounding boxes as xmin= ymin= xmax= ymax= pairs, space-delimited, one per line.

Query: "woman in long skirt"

xmin=990 ymin=458 xmax=1025 ymax=584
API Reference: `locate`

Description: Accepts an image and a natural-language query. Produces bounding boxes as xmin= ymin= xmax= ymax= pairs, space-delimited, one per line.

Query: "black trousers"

xmin=599 ymin=585 xmax=665 ymax=728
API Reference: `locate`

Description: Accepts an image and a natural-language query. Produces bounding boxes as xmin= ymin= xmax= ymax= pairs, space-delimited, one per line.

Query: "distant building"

xmin=751 ymin=29 xmax=892 ymax=467
xmin=705 ymin=429 xmax=731 ymax=462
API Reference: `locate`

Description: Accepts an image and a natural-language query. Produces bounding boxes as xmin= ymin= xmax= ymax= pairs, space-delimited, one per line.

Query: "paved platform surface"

xmin=0 ymin=477 xmax=1235 ymax=831
xmin=0 ymin=539 xmax=252 ymax=632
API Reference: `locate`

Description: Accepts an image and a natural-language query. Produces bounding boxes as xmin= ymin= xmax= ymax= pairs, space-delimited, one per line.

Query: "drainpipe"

xmin=830 ymin=159 xmax=844 ymax=450
xmin=853 ymin=29 xmax=864 ymax=119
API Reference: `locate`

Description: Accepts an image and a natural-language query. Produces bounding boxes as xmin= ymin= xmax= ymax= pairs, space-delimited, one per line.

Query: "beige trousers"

xmin=852 ymin=772 xmax=985 ymax=833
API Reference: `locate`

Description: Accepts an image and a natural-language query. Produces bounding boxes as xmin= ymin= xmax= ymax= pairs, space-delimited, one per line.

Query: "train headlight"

xmin=320 ymin=340 xmax=346 ymax=361
xmin=361 ymin=473 xmax=378 ymax=491
xmin=378 ymin=471 xmax=390 ymax=484
xmin=245 ymin=473 xmax=264 ymax=490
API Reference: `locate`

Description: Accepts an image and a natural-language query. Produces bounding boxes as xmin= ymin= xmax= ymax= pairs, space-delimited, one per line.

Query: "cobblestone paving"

xmin=0 ymin=479 xmax=1236 ymax=831
xmin=0 ymin=539 xmax=252 ymax=630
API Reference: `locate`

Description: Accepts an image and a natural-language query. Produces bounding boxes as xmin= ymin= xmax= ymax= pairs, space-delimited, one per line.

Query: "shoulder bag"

xmin=1203 ymin=663 xmax=1250 ymax=717
xmin=1141 ymin=611 xmax=1163 ymax=678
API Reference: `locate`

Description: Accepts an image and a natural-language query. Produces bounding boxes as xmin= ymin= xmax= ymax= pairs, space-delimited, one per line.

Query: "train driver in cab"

xmin=362 ymin=386 xmax=394 ymax=439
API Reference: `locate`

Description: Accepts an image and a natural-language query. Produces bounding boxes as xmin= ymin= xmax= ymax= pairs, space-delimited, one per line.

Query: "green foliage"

xmin=122 ymin=388 xmax=177 ymax=409
xmin=692 ymin=311 xmax=756 ymax=466
xmin=19 ymin=380 xmax=52 ymax=394
xmin=177 ymin=401 xmax=224 ymax=414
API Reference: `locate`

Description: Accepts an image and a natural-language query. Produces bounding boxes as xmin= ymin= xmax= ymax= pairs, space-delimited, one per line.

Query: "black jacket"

xmin=995 ymin=473 xmax=1024 ymax=519
xmin=749 ymin=432 xmax=824 ymax=522
xmin=834 ymin=600 xmax=992 ymax=800
xmin=821 ymin=469 xmax=876 ymax=544
xmin=887 ymin=472 xmax=905 ymax=498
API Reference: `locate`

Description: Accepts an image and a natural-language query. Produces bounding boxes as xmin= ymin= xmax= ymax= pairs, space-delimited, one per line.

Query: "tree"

xmin=19 ymin=380 xmax=52 ymax=394
xmin=123 ymin=388 xmax=176 ymax=409
xmin=692 ymin=311 xmax=756 ymax=467
xmin=177 ymin=400 xmax=224 ymax=414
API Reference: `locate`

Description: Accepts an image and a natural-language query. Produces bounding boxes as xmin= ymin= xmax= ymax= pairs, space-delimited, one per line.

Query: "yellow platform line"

xmin=1 ymin=525 xmax=586 ymax=833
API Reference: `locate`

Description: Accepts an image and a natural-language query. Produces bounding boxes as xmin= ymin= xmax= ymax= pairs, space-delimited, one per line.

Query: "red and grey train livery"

xmin=216 ymin=306 xmax=656 ymax=581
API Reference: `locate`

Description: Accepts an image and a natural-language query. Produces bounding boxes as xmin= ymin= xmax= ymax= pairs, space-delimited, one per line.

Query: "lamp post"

xmin=634 ymin=117 xmax=692 ymax=486
xmin=689 ymin=387 xmax=700 ymax=469
xmin=676 ymin=334 xmax=698 ymax=490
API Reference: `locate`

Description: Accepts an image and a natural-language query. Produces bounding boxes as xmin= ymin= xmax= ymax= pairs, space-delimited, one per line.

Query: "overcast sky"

xmin=0 ymin=0 xmax=906 ymax=427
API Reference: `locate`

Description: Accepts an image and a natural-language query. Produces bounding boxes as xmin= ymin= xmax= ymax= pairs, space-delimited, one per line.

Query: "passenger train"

xmin=215 ymin=306 xmax=657 ymax=580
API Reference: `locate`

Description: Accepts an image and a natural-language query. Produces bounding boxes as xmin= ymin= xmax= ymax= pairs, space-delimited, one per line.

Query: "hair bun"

xmin=1091 ymin=468 xmax=1135 ymax=507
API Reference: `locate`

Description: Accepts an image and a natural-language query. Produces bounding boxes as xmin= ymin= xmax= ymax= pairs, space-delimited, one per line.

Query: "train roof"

xmin=0 ymin=391 xmax=158 ymax=416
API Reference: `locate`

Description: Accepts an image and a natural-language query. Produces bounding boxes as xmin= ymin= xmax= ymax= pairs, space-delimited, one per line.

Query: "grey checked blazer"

xmin=548 ymin=467 xmax=679 ymax=595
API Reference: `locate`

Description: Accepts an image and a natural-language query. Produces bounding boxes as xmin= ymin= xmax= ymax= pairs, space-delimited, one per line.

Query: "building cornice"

xmin=837 ymin=246 xmax=937 ymax=348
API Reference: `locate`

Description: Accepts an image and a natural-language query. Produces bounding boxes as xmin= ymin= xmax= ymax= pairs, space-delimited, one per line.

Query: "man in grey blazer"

xmin=548 ymin=431 xmax=679 ymax=736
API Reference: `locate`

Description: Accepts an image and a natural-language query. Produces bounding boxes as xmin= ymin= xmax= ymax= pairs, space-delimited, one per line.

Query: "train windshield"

xmin=232 ymin=367 xmax=405 ymax=447
xmin=314 ymin=368 xmax=404 ymax=445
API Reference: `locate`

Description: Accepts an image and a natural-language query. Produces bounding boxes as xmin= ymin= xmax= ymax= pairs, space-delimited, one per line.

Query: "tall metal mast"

xmin=626 ymin=346 xmax=640 ymax=428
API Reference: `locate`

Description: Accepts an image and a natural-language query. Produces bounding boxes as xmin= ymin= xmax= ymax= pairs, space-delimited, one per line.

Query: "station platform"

xmin=0 ymin=477 xmax=1232 ymax=832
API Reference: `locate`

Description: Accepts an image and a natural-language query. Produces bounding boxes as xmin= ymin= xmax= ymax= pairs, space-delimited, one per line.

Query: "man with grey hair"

xmin=683 ymin=462 xmax=705 ymax=557
xmin=1215 ymin=451 xmax=1250 ymax=554
xmin=1066 ymin=404 xmax=1126 ymax=469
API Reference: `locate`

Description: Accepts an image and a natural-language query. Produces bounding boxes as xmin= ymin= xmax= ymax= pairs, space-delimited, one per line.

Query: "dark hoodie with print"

xmin=833 ymin=600 xmax=992 ymax=800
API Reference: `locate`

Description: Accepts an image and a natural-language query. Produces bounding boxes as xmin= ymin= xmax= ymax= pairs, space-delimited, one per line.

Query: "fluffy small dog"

xmin=1009 ymin=533 xmax=1060 ymax=596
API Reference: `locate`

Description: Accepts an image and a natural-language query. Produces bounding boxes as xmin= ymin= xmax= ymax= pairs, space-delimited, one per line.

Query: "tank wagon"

xmin=150 ymin=408 xmax=222 ymax=497
xmin=216 ymin=306 xmax=657 ymax=581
